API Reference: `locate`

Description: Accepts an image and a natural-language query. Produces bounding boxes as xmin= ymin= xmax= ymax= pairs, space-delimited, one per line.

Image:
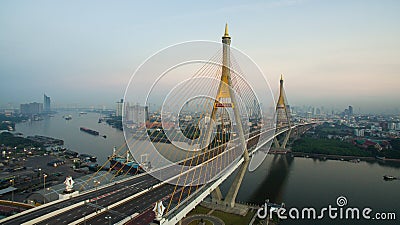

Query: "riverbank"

xmin=0 ymin=132 xmax=43 ymax=150
xmin=292 ymin=137 xmax=373 ymax=157
xmin=292 ymin=152 xmax=374 ymax=161
xmin=291 ymin=135 xmax=400 ymax=163
xmin=269 ymin=150 xmax=400 ymax=163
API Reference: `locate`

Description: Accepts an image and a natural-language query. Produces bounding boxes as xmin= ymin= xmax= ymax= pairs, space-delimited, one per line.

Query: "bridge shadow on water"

xmin=248 ymin=154 xmax=294 ymax=204
xmin=219 ymin=154 xmax=294 ymax=205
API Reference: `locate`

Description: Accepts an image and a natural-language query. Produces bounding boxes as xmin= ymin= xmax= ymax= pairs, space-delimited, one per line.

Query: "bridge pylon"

xmin=205 ymin=24 xmax=249 ymax=209
xmin=273 ymin=75 xmax=292 ymax=149
xmin=202 ymin=23 xmax=249 ymax=161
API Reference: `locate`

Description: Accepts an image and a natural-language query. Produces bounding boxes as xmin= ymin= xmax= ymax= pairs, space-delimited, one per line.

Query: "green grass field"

xmin=186 ymin=205 xmax=255 ymax=225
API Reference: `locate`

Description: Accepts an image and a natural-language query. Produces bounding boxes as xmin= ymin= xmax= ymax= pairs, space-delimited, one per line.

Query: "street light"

xmin=45 ymin=187 xmax=52 ymax=205
xmin=43 ymin=173 xmax=47 ymax=204
xmin=83 ymin=212 xmax=86 ymax=225
xmin=38 ymin=168 xmax=42 ymax=189
xmin=105 ymin=216 xmax=112 ymax=225
xmin=94 ymin=180 xmax=100 ymax=213
xmin=9 ymin=177 xmax=15 ymax=202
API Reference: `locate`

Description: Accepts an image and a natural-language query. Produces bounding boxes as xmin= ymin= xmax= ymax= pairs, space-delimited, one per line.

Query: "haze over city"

xmin=1 ymin=0 xmax=399 ymax=113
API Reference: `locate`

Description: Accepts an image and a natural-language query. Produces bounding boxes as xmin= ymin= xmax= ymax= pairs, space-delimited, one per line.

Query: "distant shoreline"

xmin=268 ymin=150 xmax=400 ymax=163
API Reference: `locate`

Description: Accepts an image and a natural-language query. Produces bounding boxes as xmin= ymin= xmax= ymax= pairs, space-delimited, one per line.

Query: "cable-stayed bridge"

xmin=0 ymin=25 xmax=319 ymax=225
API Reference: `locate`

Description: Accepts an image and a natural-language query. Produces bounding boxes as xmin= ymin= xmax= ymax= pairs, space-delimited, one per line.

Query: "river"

xmin=15 ymin=112 xmax=400 ymax=224
xmin=15 ymin=111 xmax=127 ymax=166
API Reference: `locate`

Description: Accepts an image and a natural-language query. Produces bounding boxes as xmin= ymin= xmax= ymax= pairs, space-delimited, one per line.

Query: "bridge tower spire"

xmin=203 ymin=23 xmax=249 ymax=161
xmin=274 ymin=74 xmax=292 ymax=149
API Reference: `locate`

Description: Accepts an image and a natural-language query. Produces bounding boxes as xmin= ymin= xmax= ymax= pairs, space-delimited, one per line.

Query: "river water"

xmin=15 ymin=111 xmax=127 ymax=166
xmin=15 ymin=112 xmax=400 ymax=224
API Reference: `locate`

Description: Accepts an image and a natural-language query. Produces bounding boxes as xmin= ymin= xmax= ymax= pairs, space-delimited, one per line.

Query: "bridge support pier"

xmin=273 ymin=136 xmax=281 ymax=149
xmin=281 ymin=129 xmax=291 ymax=149
xmin=209 ymin=160 xmax=249 ymax=208
xmin=224 ymin=159 xmax=249 ymax=207
xmin=273 ymin=128 xmax=291 ymax=149
xmin=210 ymin=187 xmax=223 ymax=204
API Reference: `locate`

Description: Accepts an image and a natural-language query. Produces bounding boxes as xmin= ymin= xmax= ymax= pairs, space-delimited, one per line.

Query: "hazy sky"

xmin=1 ymin=0 xmax=399 ymax=113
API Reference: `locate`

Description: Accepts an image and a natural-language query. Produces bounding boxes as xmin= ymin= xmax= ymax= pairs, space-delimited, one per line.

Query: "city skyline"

xmin=1 ymin=0 xmax=399 ymax=113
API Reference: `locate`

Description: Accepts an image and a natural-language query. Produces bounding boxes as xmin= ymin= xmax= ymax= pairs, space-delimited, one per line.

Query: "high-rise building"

xmin=316 ymin=108 xmax=321 ymax=115
xmin=116 ymin=99 xmax=124 ymax=117
xmin=389 ymin=122 xmax=397 ymax=131
xmin=20 ymin=102 xmax=43 ymax=115
xmin=354 ymin=128 xmax=365 ymax=137
xmin=348 ymin=105 xmax=353 ymax=115
xmin=251 ymin=99 xmax=261 ymax=119
xmin=44 ymin=94 xmax=51 ymax=112
xmin=125 ymin=103 xmax=149 ymax=124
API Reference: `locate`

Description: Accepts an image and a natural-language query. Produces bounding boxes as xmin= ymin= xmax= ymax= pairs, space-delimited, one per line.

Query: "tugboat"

xmin=261 ymin=199 xmax=286 ymax=215
xmin=376 ymin=156 xmax=386 ymax=161
xmin=64 ymin=115 xmax=72 ymax=120
xmin=108 ymin=147 xmax=148 ymax=175
xmin=383 ymin=175 xmax=397 ymax=181
xmin=79 ymin=153 xmax=97 ymax=162
xmin=349 ymin=158 xmax=361 ymax=163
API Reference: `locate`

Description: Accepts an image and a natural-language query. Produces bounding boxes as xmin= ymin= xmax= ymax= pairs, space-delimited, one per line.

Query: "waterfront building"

xmin=20 ymin=102 xmax=43 ymax=115
xmin=125 ymin=103 xmax=149 ymax=124
xmin=116 ymin=99 xmax=123 ymax=117
xmin=43 ymin=94 xmax=51 ymax=112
